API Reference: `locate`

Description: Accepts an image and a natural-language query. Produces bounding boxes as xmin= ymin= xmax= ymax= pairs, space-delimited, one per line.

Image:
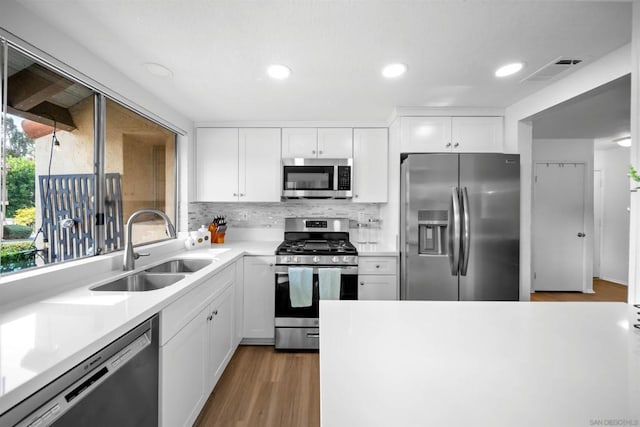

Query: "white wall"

xmin=594 ymin=147 xmax=631 ymax=285
xmin=532 ymin=139 xmax=595 ymax=293
xmin=0 ymin=1 xmax=193 ymax=232
xmin=504 ymin=44 xmax=631 ymax=300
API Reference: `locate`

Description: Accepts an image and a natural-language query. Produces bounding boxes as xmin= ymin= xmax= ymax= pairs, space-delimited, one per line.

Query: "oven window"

xmin=283 ymin=166 xmax=334 ymax=190
xmin=275 ymin=270 xmax=358 ymax=318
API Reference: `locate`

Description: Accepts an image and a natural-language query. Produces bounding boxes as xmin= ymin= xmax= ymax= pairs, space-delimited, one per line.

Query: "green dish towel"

xmin=319 ymin=268 xmax=341 ymax=300
xmin=288 ymin=267 xmax=313 ymax=307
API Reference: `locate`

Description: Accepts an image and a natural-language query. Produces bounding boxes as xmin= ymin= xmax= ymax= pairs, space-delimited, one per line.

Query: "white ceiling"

xmin=530 ymin=74 xmax=631 ymax=146
xmin=16 ymin=0 xmax=632 ymax=123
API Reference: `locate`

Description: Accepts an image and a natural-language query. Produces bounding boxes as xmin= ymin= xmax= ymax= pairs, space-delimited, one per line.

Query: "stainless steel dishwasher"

xmin=0 ymin=315 xmax=159 ymax=427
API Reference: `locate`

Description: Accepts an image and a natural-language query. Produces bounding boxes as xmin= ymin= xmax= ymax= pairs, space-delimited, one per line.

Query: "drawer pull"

xmin=375 ymin=265 xmax=380 ymax=269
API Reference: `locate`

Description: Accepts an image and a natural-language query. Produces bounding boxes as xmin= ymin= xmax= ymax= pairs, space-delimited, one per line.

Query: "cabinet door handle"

xmin=207 ymin=314 xmax=213 ymax=321
xmin=355 ymin=194 xmax=359 ymax=198
xmin=375 ymin=265 xmax=380 ymax=269
xmin=360 ymin=282 xmax=364 ymax=286
xmin=269 ymin=263 xmax=274 ymax=267
xmin=213 ymin=310 xmax=218 ymax=316
xmin=233 ymin=193 xmax=238 ymax=197
xmin=454 ymin=142 xmax=459 ymax=148
xmin=312 ymin=150 xmax=316 ymax=154
xmin=446 ymin=142 xmax=452 ymax=148
xmin=319 ymin=150 xmax=323 ymax=155
xmin=239 ymin=193 xmax=245 ymax=197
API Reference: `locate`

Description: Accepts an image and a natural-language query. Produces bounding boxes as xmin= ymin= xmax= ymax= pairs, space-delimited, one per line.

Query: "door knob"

xmin=577 ymin=232 xmax=586 ymax=237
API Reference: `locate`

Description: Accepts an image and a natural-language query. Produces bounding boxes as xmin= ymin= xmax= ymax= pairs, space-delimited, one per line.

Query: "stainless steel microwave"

xmin=282 ymin=158 xmax=353 ymax=199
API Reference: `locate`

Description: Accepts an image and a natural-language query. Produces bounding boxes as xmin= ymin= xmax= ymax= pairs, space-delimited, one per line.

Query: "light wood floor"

xmin=530 ymin=278 xmax=627 ymax=302
xmin=195 ymin=345 xmax=320 ymax=427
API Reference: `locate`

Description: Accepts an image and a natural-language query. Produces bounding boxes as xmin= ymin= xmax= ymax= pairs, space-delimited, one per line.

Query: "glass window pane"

xmin=1 ymin=46 xmax=96 ymax=274
xmin=104 ymin=99 xmax=176 ymax=248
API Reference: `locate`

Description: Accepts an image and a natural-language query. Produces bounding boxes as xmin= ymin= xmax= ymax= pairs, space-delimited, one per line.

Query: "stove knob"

xmin=292 ymin=256 xmax=299 ymax=263
xmin=332 ymin=256 xmax=339 ymax=263
xmin=313 ymin=256 xmax=320 ymax=263
xmin=283 ymin=256 xmax=291 ymax=263
xmin=342 ymin=256 xmax=351 ymax=263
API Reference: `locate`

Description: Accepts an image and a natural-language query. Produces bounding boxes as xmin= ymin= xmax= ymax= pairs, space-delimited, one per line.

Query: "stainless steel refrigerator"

xmin=400 ymin=153 xmax=520 ymax=301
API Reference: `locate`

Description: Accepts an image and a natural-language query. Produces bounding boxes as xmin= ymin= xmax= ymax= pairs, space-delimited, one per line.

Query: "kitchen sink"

xmin=91 ymin=273 xmax=185 ymax=292
xmin=144 ymin=259 xmax=213 ymax=274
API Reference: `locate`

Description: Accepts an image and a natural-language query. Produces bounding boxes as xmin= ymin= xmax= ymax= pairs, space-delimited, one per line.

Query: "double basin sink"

xmin=91 ymin=259 xmax=214 ymax=292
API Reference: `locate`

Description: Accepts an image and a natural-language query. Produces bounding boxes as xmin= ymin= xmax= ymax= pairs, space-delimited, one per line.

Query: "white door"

xmin=240 ymin=128 xmax=281 ymax=202
xmin=317 ymin=128 xmax=353 ymax=158
xmin=593 ymin=170 xmax=603 ymax=278
xmin=353 ymin=128 xmax=388 ymax=203
xmin=533 ymin=163 xmax=586 ymax=291
xmin=195 ymin=128 xmax=239 ymax=201
xmin=281 ymin=128 xmax=317 ymax=157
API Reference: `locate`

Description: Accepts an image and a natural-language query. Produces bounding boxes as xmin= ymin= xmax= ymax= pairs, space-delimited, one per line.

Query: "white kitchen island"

xmin=319 ymin=301 xmax=640 ymax=427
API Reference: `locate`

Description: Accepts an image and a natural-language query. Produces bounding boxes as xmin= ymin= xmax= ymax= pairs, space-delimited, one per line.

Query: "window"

xmin=105 ymin=99 xmax=176 ymax=247
xmin=0 ymin=41 xmax=178 ymax=274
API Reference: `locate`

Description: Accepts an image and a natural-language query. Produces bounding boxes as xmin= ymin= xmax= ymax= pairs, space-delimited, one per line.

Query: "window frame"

xmin=0 ymin=33 xmax=181 ymax=274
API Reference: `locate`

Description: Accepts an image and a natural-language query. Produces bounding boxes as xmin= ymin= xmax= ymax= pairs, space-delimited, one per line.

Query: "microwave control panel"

xmin=337 ymin=166 xmax=351 ymax=191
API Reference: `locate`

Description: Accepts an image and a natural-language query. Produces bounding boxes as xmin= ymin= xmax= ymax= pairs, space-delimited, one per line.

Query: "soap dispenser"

xmin=198 ymin=225 xmax=210 ymax=245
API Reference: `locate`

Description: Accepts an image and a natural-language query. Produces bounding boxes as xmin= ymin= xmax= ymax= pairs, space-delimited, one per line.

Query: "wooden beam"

xmin=7 ymin=64 xmax=75 ymax=111
xmin=7 ymin=103 xmax=76 ymax=132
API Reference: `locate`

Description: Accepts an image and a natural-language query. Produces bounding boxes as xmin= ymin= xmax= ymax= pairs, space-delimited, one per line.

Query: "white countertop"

xmin=320 ymin=301 xmax=640 ymax=427
xmin=0 ymin=240 xmax=279 ymax=415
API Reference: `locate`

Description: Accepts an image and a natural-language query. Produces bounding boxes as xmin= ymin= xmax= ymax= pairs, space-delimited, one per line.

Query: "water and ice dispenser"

xmin=418 ymin=210 xmax=448 ymax=255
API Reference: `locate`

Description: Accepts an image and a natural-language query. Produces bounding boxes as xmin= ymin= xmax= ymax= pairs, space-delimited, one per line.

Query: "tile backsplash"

xmin=188 ymin=201 xmax=381 ymax=230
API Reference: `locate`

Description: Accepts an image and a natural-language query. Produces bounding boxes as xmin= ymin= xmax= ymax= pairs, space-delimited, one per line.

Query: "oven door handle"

xmin=275 ymin=266 xmax=359 ymax=275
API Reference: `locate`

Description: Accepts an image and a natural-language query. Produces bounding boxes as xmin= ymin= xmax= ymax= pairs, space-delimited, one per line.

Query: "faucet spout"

xmin=123 ymin=209 xmax=176 ymax=271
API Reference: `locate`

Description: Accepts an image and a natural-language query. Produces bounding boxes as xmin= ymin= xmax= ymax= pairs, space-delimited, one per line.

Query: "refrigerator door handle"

xmin=449 ymin=187 xmax=461 ymax=276
xmin=460 ymin=187 xmax=471 ymax=276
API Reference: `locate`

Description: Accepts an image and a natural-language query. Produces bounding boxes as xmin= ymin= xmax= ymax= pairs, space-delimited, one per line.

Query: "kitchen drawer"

xmin=358 ymin=257 xmax=397 ymax=275
xmin=161 ymin=264 xmax=235 ymax=345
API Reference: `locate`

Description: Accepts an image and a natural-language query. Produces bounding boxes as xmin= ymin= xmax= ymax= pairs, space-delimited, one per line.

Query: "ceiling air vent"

xmin=521 ymin=57 xmax=583 ymax=83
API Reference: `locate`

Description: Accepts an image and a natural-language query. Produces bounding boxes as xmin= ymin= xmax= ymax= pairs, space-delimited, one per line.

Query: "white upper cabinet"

xmin=450 ymin=117 xmax=503 ymax=153
xmin=400 ymin=117 xmax=452 ymax=153
xmin=317 ymin=128 xmax=353 ymax=158
xmin=240 ymin=128 xmax=281 ymax=202
xmin=281 ymin=128 xmax=318 ymax=157
xmin=400 ymin=116 xmax=503 ymax=153
xmin=196 ymin=128 xmax=239 ymax=202
xmin=196 ymin=127 xmax=281 ymax=202
xmin=353 ymin=128 xmax=388 ymax=203
xmin=282 ymin=128 xmax=353 ymax=158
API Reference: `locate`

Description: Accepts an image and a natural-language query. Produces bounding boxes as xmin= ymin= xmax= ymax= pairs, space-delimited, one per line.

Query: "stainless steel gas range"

xmin=274 ymin=218 xmax=358 ymax=350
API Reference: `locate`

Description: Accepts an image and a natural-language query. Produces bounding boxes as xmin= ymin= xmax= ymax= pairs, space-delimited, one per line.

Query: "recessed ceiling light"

xmin=382 ymin=63 xmax=407 ymax=79
xmin=614 ymin=137 xmax=631 ymax=147
xmin=495 ymin=62 xmax=524 ymax=78
xmin=267 ymin=64 xmax=291 ymax=80
xmin=143 ymin=62 xmax=173 ymax=78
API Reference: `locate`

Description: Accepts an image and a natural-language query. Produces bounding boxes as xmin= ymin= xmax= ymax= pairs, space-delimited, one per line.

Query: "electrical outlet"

xmin=240 ymin=211 xmax=248 ymax=221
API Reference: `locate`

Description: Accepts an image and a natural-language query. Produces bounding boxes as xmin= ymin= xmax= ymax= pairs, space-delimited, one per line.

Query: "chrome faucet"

xmin=123 ymin=208 xmax=177 ymax=271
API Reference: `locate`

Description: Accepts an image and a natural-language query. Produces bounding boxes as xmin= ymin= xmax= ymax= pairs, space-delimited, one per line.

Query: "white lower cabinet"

xmin=160 ymin=261 xmax=240 ymax=427
xmin=243 ymin=256 xmax=275 ymax=341
xmin=358 ymin=275 xmax=397 ymax=300
xmin=208 ymin=285 xmax=235 ymax=390
xmin=160 ymin=306 xmax=209 ymax=427
xmin=358 ymin=256 xmax=398 ymax=300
